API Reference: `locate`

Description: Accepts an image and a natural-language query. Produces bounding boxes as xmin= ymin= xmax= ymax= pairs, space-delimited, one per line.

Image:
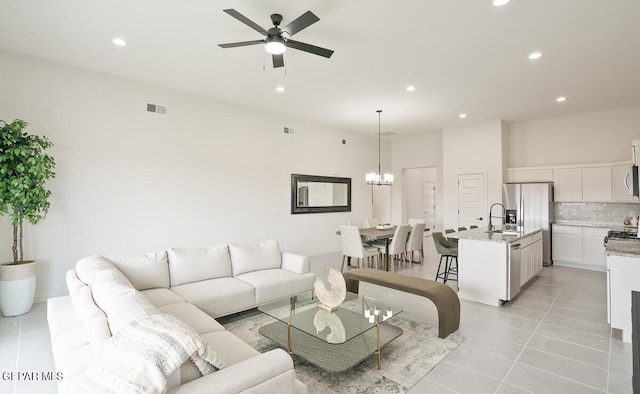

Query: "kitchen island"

xmin=606 ymin=239 xmax=640 ymax=343
xmin=448 ymin=227 xmax=543 ymax=307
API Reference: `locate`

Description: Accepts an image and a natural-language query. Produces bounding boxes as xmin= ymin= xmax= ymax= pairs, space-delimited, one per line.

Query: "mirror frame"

xmin=291 ymin=174 xmax=352 ymax=214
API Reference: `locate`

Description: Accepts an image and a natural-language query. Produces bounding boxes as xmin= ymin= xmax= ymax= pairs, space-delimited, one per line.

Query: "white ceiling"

xmin=1 ymin=0 xmax=639 ymax=137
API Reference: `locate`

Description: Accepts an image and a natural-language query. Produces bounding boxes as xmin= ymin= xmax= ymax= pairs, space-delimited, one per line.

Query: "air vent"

xmin=147 ymin=103 xmax=166 ymax=114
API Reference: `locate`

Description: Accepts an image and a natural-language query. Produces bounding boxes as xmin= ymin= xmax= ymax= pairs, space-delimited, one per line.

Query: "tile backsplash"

xmin=555 ymin=202 xmax=640 ymax=227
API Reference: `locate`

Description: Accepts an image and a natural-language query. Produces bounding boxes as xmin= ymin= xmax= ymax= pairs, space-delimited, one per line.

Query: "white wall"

xmin=508 ymin=107 xmax=640 ymax=167
xmin=401 ymin=167 xmax=437 ymax=226
xmin=0 ymin=50 xmax=385 ymax=302
xmin=442 ymin=121 xmax=506 ymax=230
xmin=390 ymin=132 xmax=443 ymax=228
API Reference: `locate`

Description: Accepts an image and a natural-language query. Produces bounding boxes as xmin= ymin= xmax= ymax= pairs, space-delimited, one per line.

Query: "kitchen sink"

xmin=485 ymin=230 xmax=523 ymax=236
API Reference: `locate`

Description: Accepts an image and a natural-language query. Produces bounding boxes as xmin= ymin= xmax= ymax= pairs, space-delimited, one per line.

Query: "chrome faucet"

xmin=488 ymin=203 xmax=506 ymax=231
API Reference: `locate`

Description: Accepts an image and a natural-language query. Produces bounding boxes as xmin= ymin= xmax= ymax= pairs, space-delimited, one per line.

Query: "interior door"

xmin=422 ymin=182 xmax=435 ymax=233
xmin=458 ymin=173 xmax=486 ymax=229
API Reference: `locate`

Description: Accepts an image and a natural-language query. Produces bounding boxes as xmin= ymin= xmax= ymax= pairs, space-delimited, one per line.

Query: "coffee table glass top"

xmin=258 ymin=292 xmax=402 ymax=344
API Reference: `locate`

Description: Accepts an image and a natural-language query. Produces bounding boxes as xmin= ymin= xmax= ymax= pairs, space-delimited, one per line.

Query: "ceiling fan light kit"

xmin=218 ymin=9 xmax=334 ymax=68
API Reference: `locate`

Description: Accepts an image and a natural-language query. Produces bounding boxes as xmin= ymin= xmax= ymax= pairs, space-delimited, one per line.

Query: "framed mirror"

xmin=291 ymin=174 xmax=351 ymax=214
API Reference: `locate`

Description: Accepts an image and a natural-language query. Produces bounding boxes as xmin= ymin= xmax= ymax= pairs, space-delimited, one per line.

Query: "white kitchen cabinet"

xmin=608 ymin=254 xmax=640 ymax=342
xmin=552 ymin=225 xmax=583 ymax=264
xmin=582 ymin=227 xmax=609 ymax=270
xmin=553 ymin=168 xmax=583 ymax=201
xmin=519 ymin=235 xmax=533 ymax=286
xmin=532 ymin=231 xmax=543 ymax=275
xmin=582 ymin=166 xmax=612 ymax=201
xmin=553 ymin=224 xmax=608 ymax=271
xmin=506 ymin=169 xmax=553 ymax=183
xmin=612 ymin=164 xmax=637 ymax=202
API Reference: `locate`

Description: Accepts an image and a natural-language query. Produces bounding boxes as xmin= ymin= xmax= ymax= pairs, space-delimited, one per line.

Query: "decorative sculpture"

xmin=313 ymin=309 xmax=346 ymax=343
xmin=314 ymin=267 xmax=347 ymax=312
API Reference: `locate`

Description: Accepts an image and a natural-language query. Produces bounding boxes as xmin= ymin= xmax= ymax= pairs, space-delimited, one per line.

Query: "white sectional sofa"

xmin=47 ymin=240 xmax=315 ymax=393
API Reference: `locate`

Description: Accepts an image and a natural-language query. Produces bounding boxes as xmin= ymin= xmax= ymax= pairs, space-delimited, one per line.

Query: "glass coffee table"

xmin=258 ymin=292 xmax=403 ymax=372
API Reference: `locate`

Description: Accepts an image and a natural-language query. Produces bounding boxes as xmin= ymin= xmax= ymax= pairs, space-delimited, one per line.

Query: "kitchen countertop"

xmin=606 ymin=239 xmax=640 ymax=257
xmin=447 ymin=226 xmax=542 ymax=243
xmin=553 ymin=221 xmax=619 ymax=228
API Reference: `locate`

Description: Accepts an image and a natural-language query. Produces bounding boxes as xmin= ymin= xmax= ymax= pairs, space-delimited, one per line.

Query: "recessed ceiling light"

xmin=276 ymin=86 xmax=285 ymax=93
xmin=528 ymin=52 xmax=542 ymax=60
xmin=112 ymin=38 xmax=127 ymax=46
xmin=492 ymin=0 xmax=511 ymax=6
xmin=556 ymin=96 xmax=567 ymax=102
xmin=406 ymin=86 xmax=416 ymax=92
xmin=459 ymin=113 xmax=467 ymax=119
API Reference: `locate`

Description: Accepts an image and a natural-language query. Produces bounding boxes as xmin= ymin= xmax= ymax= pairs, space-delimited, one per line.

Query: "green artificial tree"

xmin=0 ymin=119 xmax=56 ymax=264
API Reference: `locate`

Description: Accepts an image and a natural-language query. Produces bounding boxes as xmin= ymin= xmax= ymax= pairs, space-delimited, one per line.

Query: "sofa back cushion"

xmin=91 ymin=269 xmax=160 ymax=334
xmin=229 ymin=240 xmax=282 ymax=277
xmin=104 ymin=250 xmax=170 ymax=290
xmin=66 ymin=270 xmax=112 ymax=352
xmin=75 ymin=255 xmax=118 ymax=286
xmin=168 ymin=245 xmax=232 ymax=286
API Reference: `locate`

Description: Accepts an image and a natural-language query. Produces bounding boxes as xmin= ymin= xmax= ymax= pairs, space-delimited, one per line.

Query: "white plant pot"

xmin=0 ymin=261 xmax=36 ymax=317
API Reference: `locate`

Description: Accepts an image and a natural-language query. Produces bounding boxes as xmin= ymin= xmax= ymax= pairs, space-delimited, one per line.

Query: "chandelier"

xmin=365 ymin=109 xmax=394 ymax=186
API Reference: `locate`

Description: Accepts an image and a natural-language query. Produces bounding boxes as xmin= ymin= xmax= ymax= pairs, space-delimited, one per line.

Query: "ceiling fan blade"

xmin=223 ymin=9 xmax=268 ymax=36
xmin=281 ymin=11 xmax=319 ymax=37
xmin=272 ymin=54 xmax=284 ymax=68
xmin=218 ymin=40 xmax=265 ymax=49
xmin=286 ymin=39 xmax=334 ymax=58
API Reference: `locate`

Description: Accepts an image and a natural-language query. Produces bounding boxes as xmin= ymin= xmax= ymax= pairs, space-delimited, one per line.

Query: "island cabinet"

xmin=457 ymin=228 xmax=543 ymax=307
xmin=607 ymin=253 xmax=640 ymax=343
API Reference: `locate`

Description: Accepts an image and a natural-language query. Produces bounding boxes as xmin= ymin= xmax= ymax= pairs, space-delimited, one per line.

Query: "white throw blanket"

xmin=82 ymin=314 xmax=224 ymax=393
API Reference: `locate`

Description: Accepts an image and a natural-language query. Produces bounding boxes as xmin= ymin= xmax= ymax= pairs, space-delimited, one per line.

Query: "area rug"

xmin=222 ymin=311 xmax=463 ymax=393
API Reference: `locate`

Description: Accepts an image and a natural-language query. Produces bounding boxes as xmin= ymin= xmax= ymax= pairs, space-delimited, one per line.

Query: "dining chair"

xmin=339 ymin=225 xmax=379 ymax=272
xmin=405 ymin=222 xmax=426 ymax=266
xmin=347 ymin=219 xmax=364 ymax=229
xmin=372 ymin=224 xmax=410 ymax=272
xmin=365 ymin=218 xmax=379 ymax=228
xmin=432 ymin=232 xmax=458 ymax=283
xmin=407 ymin=218 xmax=425 ymax=227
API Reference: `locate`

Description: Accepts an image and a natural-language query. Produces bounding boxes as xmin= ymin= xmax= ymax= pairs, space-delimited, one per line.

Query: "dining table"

xmin=336 ymin=227 xmax=395 ymax=270
xmin=352 ymin=226 xmax=398 ymax=271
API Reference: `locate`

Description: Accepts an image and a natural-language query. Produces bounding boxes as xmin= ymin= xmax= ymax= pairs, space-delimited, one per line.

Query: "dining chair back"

xmin=339 ymin=225 xmax=379 ymax=271
xmin=406 ymin=222 xmax=426 ymax=265
xmin=347 ymin=219 xmax=364 ymax=228
xmin=365 ymin=218 xmax=379 ymax=228
xmin=372 ymin=224 xmax=409 ymax=272
xmin=407 ymin=218 xmax=425 ymax=227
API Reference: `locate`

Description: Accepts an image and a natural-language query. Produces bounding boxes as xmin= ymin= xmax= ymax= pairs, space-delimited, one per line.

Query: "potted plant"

xmin=0 ymin=119 xmax=56 ymax=316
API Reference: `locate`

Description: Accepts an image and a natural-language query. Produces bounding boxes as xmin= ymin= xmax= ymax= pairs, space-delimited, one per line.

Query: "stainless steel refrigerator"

xmin=502 ymin=182 xmax=554 ymax=266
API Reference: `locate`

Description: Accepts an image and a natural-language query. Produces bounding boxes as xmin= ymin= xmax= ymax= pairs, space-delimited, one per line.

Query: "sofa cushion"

xmin=236 ymin=269 xmax=316 ymax=305
xmin=168 ymin=245 xmax=232 ymax=286
xmin=171 ymin=278 xmax=255 ymax=317
xmin=75 ymin=255 xmax=117 ymax=286
xmin=158 ymin=303 xmax=226 ymax=335
xmin=200 ymin=331 xmax=260 ymax=367
xmin=229 ymin=240 xmax=282 ymax=277
xmin=105 ymin=250 xmax=170 ymax=290
xmin=91 ymin=269 xmax=160 ymax=334
xmin=141 ymin=288 xmax=187 ymax=307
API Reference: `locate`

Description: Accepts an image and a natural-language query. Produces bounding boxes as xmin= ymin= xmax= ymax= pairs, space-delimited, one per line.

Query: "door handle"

xmin=476 ymin=217 xmax=483 ymax=220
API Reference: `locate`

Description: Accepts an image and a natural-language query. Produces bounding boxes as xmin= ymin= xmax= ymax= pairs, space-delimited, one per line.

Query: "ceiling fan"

xmin=218 ymin=9 xmax=334 ymax=68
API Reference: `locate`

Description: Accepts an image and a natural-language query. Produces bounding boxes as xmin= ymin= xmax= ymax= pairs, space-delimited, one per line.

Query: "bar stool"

xmin=432 ymin=232 xmax=458 ymax=283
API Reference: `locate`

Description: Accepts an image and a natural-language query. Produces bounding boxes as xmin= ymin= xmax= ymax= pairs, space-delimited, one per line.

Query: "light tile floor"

xmin=0 ymin=236 xmax=634 ymax=393
xmin=310 ymin=237 xmax=634 ymax=394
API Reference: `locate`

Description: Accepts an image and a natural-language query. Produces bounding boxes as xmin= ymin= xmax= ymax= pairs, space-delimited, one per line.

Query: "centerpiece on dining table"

xmin=376 ymin=223 xmax=393 ymax=230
